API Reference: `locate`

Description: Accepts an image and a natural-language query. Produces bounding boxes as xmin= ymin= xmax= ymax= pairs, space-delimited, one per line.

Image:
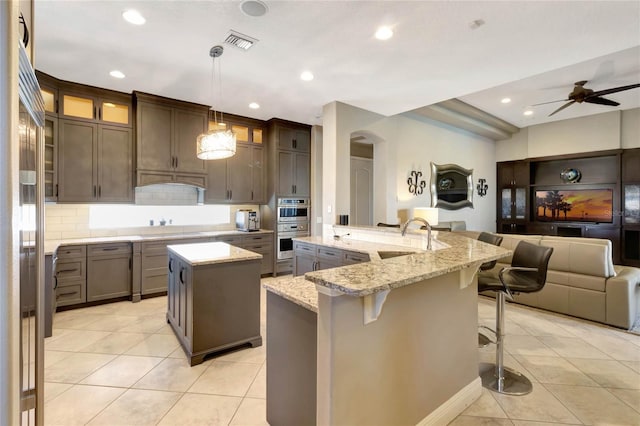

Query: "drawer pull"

xmin=57 ymin=268 xmax=78 ymax=274
xmin=58 ymin=291 xmax=77 ymax=297
xmin=101 ymin=247 xmax=119 ymax=251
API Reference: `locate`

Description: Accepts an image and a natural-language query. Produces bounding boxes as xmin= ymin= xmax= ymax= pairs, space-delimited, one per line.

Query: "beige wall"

xmin=322 ymin=101 xmax=498 ymax=232
xmin=497 ymin=108 xmax=640 ymax=160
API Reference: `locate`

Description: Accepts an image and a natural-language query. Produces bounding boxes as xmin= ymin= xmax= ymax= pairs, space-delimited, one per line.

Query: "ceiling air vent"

xmin=224 ymin=30 xmax=258 ymax=51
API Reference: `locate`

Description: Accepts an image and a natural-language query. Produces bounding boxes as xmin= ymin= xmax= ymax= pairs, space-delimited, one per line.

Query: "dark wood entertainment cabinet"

xmin=497 ymin=148 xmax=640 ymax=266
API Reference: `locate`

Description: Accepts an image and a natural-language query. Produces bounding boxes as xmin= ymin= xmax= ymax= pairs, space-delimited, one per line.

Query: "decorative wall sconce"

xmin=407 ymin=170 xmax=426 ymax=196
xmin=476 ymin=178 xmax=488 ymax=197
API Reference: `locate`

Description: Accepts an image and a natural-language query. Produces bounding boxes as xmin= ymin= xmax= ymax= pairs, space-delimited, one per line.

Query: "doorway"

xmin=350 ymin=138 xmax=374 ymax=226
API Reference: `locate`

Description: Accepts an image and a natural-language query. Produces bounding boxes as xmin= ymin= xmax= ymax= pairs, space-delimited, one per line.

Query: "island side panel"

xmin=266 ymin=292 xmax=317 ymax=426
xmin=316 ymin=271 xmax=480 ymax=425
xmin=190 ymin=259 xmax=262 ymax=358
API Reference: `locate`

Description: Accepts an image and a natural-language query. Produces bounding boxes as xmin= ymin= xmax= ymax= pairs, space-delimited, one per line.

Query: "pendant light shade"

xmin=196 ymin=45 xmax=236 ymax=160
xmin=197 ymin=128 xmax=236 ymax=160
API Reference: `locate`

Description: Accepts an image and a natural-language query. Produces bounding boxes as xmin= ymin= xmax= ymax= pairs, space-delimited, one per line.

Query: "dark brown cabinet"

xmin=55 ymin=245 xmax=87 ymax=307
xmin=293 ymin=241 xmax=369 ymax=276
xmin=277 ymin=127 xmax=310 ymax=152
xmin=58 ymin=120 xmax=133 ymax=202
xmin=135 ymin=92 xmax=208 ymax=187
xmin=621 ymin=148 xmax=640 ymax=266
xmin=497 ymin=161 xmax=529 ymax=233
xmin=278 ymin=151 xmax=310 ymax=196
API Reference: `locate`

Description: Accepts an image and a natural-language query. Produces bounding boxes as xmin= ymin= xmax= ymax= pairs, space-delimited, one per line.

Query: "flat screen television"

xmin=534 ymin=188 xmax=613 ymax=223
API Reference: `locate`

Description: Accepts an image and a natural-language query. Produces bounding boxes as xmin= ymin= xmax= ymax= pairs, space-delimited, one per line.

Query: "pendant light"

xmin=197 ymin=45 xmax=236 ymax=160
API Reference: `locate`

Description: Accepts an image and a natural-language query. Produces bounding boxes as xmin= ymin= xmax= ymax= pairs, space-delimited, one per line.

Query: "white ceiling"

xmin=34 ymin=1 xmax=640 ymax=129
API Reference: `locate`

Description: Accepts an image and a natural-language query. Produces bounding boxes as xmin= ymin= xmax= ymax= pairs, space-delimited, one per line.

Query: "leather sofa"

xmin=458 ymin=231 xmax=640 ymax=330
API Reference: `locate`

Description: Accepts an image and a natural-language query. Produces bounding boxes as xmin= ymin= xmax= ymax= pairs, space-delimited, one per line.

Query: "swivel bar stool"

xmin=478 ymin=240 xmax=553 ymax=395
xmin=476 ymin=232 xmax=504 ymax=347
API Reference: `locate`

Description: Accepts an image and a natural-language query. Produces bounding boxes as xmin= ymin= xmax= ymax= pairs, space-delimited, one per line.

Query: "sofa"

xmin=458 ymin=231 xmax=640 ymax=330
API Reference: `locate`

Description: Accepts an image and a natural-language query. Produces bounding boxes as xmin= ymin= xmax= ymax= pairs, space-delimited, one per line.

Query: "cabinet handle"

xmin=57 ymin=268 xmax=78 ymax=274
xmin=98 ymin=107 xmax=102 ymax=120
xmin=93 ymin=106 xmax=97 ymax=119
xmin=55 ymin=100 xmax=59 ymax=114
xmin=129 ymin=258 xmax=132 ymax=270
xmin=168 ymin=258 xmax=173 ymax=273
xmin=98 ymin=186 xmax=101 ymax=198
xmin=101 ymin=247 xmax=118 ymax=251
xmin=57 ymin=291 xmax=77 ymax=297
xmin=55 ymin=184 xmax=58 ymax=197
xmin=175 ymin=157 xmax=178 ymax=169
xmin=53 ymin=275 xmax=58 ymax=290
xmin=293 ymin=139 xmax=297 ymax=149
xmin=251 ymin=190 xmax=254 ymax=200
xmin=229 ymin=189 xmax=232 ymax=199
xmin=179 ymin=268 xmax=185 ymax=284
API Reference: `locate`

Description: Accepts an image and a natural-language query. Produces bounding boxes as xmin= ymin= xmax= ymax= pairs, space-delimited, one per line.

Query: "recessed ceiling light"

xmin=122 ymin=9 xmax=145 ymax=25
xmin=375 ymin=26 xmax=393 ymax=40
xmin=240 ymin=0 xmax=268 ymax=17
xmin=501 ymin=97 xmax=511 ymax=104
xmin=523 ymin=109 xmax=534 ymax=116
xmin=109 ymin=70 xmax=125 ymax=79
xmin=249 ymin=102 xmax=260 ymax=109
xmin=300 ymin=71 xmax=314 ymax=81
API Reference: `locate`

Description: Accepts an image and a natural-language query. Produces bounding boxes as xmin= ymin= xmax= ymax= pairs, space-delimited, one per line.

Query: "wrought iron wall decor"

xmin=407 ymin=170 xmax=426 ymax=196
xmin=477 ymin=178 xmax=488 ymax=197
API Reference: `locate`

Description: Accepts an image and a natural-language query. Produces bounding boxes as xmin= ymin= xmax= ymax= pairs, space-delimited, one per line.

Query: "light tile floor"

xmin=44 ymin=278 xmax=640 ymax=425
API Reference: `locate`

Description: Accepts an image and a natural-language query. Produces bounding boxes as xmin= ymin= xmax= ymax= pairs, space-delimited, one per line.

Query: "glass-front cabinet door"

xmin=60 ymin=91 xmax=131 ymax=126
xmin=43 ymin=116 xmax=57 ymax=201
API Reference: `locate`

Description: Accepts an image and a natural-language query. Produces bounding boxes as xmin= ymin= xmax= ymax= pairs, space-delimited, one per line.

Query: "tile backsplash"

xmin=45 ymin=203 xmax=260 ymax=241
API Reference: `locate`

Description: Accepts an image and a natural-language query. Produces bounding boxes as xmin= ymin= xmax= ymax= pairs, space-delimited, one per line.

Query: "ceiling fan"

xmin=535 ymin=81 xmax=640 ymax=116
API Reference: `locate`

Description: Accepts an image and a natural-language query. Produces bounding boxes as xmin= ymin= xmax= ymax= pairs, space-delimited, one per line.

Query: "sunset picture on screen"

xmin=535 ymin=189 xmax=613 ymax=223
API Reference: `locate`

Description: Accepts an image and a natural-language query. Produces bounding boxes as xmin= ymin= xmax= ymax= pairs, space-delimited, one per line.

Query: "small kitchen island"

xmin=167 ymin=242 xmax=263 ymax=366
xmin=264 ymin=231 xmax=511 ymax=425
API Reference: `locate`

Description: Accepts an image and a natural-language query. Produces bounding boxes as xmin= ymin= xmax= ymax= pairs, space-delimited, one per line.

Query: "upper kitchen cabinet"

xmin=135 ymin=92 xmax=208 ymax=187
xmin=205 ymin=114 xmax=266 ymax=203
xmin=58 ymin=121 xmax=133 ymax=203
xmin=37 ymin=71 xmax=59 ymax=201
xmin=268 ymin=119 xmax=311 ymax=197
xmin=36 ymin=71 xmax=58 ymax=116
xmin=58 ymin=82 xmax=132 ymax=127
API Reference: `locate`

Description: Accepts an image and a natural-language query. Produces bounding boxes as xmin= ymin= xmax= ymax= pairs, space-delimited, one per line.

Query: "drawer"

xmin=55 ymin=259 xmax=85 ymax=280
xmin=142 ymin=240 xmax=169 ymax=256
xmin=88 ymin=242 xmax=131 ymax=257
xmin=317 ymin=246 xmax=341 ymax=260
xmin=55 ymin=281 xmax=86 ymax=307
xmin=244 ymin=241 xmax=272 ymax=253
xmin=215 ymin=235 xmax=244 ymax=246
xmin=243 ymin=234 xmax=273 ymax=244
xmin=343 ymin=250 xmax=370 ymax=265
xmin=294 ymin=241 xmax=315 ymax=254
xmin=56 ymin=245 xmax=86 ymax=259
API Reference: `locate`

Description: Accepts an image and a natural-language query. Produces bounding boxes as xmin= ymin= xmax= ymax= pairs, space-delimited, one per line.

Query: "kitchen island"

xmin=167 ymin=241 xmax=263 ymax=366
xmin=264 ymin=231 xmax=511 ymax=425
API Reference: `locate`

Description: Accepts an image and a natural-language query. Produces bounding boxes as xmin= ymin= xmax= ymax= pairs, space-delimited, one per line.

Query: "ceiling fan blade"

xmin=584 ymin=96 xmax=620 ymax=107
xmin=548 ymin=100 xmax=576 ymax=116
xmin=531 ymin=99 xmax=569 ymax=106
xmin=590 ymin=83 xmax=640 ymax=97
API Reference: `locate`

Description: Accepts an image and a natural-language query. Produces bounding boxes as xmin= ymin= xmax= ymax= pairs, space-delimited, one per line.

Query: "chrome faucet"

xmin=401 ymin=218 xmax=433 ymax=250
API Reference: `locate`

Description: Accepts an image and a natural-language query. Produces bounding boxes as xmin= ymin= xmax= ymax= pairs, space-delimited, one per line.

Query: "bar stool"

xmin=478 ymin=240 xmax=553 ymax=395
xmin=476 ymin=232 xmax=504 ymax=347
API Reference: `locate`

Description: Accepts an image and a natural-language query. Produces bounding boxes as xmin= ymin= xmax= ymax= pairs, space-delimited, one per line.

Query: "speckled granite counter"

xmin=167 ymin=241 xmax=262 ymax=266
xmin=45 ymin=229 xmax=274 ymax=255
xmin=304 ymin=232 xmax=511 ymax=296
xmin=262 ymin=276 xmax=318 ymax=313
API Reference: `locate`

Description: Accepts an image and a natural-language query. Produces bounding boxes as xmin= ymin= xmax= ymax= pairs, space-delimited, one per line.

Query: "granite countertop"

xmin=304 ymin=232 xmax=511 ymax=297
xmin=44 ymin=229 xmax=274 ymax=255
xmin=262 ymin=276 xmax=318 ymax=313
xmin=167 ymin=241 xmax=262 ymax=266
xmin=293 ymin=235 xmax=428 ymax=260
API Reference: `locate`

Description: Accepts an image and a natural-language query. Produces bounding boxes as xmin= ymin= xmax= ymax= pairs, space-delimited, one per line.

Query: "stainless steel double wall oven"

xmin=276 ymin=198 xmax=310 ymax=260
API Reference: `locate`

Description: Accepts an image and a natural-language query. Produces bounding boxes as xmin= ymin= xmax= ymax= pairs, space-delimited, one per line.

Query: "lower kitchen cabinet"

xmin=87 ymin=242 xmax=132 ymax=302
xmin=55 ymin=245 xmax=87 ymax=307
xmin=293 ymin=241 xmax=369 ymax=276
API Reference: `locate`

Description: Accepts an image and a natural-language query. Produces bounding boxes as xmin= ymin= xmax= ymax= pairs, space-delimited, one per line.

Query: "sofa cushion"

xmin=541 ymin=236 xmax=615 ymax=276
xmin=546 ymin=270 xmax=607 ymax=292
xmin=540 ymin=238 xmax=614 ymax=278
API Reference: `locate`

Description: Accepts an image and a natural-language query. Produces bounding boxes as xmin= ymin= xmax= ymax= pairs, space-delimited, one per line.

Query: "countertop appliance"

xmin=236 ymin=209 xmax=260 ymax=232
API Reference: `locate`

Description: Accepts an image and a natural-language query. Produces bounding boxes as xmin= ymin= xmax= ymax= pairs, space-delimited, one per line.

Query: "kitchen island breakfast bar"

xmin=264 ymin=231 xmax=511 ymax=426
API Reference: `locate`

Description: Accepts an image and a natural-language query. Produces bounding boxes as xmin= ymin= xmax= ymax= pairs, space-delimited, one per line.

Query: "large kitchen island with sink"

xmin=264 ymin=230 xmax=511 ymax=425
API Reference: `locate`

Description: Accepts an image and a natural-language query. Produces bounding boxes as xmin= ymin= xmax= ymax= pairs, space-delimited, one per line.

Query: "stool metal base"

xmin=478 ymin=333 xmax=491 ymax=348
xmin=480 ymin=363 xmax=533 ymax=395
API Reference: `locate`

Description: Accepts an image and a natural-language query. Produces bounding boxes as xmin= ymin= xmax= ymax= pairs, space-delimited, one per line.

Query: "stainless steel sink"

xmin=376 ymin=250 xmax=415 ymax=259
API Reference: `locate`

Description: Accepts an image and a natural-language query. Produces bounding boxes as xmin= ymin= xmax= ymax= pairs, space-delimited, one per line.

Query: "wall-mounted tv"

xmin=534 ymin=188 xmax=613 ymax=223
